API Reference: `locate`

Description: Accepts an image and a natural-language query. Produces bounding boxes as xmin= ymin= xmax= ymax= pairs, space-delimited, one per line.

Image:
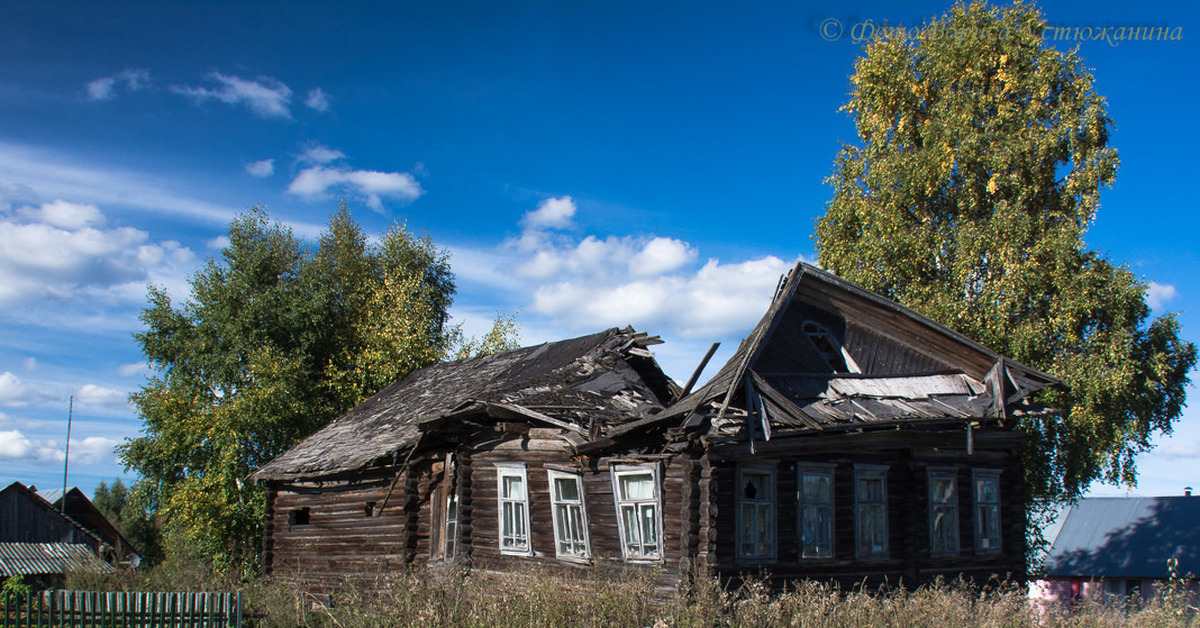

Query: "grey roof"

xmin=35 ymin=487 xmax=68 ymax=504
xmin=253 ymin=328 xmax=675 ymax=481
xmin=0 ymin=542 xmax=114 ymax=576
xmin=1044 ymin=496 xmax=1200 ymax=579
xmin=593 ymin=263 xmax=1059 ymax=450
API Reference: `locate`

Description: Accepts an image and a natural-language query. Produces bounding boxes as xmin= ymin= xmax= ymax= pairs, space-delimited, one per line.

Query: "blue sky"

xmin=0 ymin=1 xmax=1196 ymax=502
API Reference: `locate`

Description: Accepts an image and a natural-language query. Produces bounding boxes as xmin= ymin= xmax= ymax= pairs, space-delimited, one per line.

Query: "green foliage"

xmin=119 ymin=205 xmax=463 ymax=572
xmin=93 ymin=479 xmax=164 ymax=565
xmin=815 ymin=2 xmax=1196 ymax=503
xmin=452 ymin=312 xmax=522 ymax=361
xmin=1 ymin=575 xmax=30 ymax=599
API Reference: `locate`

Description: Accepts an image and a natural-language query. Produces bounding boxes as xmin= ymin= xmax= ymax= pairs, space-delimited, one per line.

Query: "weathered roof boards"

xmin=255 ymin=262 xmax=1058 ymax=594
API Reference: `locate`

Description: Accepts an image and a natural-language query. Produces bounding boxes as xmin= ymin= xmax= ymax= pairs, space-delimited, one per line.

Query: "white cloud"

xmin=455 ymin=197 xmax=798 ymax=342
xmin=0 ymin=200 xmax=196 ymax=309
xmin=245 ymin=159 xmax=275 ymax=178
xmin=522 ymin=196 xmax=576 ymax=231
xmin=29 ymin=436 xmax=121 ymax=466
xmin=298 ymin=145 xmax=345 ymax=165
xmin=305 ymin=88 xmax=331 ymax=112
xmin=206 ymin=235 xmax=231 ymax=250
xmin=1147 ymin=281 xmax=1178 ymax=310
xmin=0 ymin=429 xmax=33 ymax=458
xmin=288 ymin=165 xmax=422 ymax=211
xmin=0 ymin=372 xmax=56 ymax=407
xmin=16 ymin=199 xmax=104 ymax=229
xmin=1160 ymin=442 xmax=1200 ymax=460
xmin=629 ymin=237 xmax=696 ymax=276
xmin=0 ymin=141 xmax=238 ymax=226
xmin=171 ymin=72 xmax=293 ymax=119
xmin=530 ymin=256 xmax=790 ymax=338
xmin=75 ymin=384 xmax=129 ymax=409
xmin=117 ymin=362 xmax=150 ymax=378
xmin=22 ymin=357 xmax=37 ymax=371
xmin=86 ymin=69 xmax=150 ymax=101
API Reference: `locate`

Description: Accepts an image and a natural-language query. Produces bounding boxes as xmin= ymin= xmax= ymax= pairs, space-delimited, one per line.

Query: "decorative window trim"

xmin=928 ymin=467 xmax=960 ymax=556
xmin=797 ymin=463 xmax=836 ymax=559
xmin=854 ymin=464 xmax=889 ymax=559
xmin=610 ymin=464 xmax=663 ymax=562
xmin=972 ymin=468 xmax=1002 ymax=555
xmin=547 ymin=469 xmax=590 ymax=562
xmin=736 ymin=463 xmax=777 ymax=563
xmin=495 ymin=463 xmax=532 ymax=556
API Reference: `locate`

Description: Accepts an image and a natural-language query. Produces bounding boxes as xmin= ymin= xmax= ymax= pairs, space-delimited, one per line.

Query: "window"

xmin=973 ymin=469 xmax=1001 ymax=554
xmin=928 ymin=468 xmax=959 ymax=556
xmin=548 ymin=470 xmax=589 ymax=560
xmin=854 ymin=465 xmax=888 ymax=558
xmin=737 ymin=465 xmax=776 ymax=561
xmin=444 ymin=488 xmax=460 ymax=560
xmin=798 ymin=464 xmax=835 ymax=559
xmin=802 ymin=321 xmax=861 ymax=373
xmin=612 ymin=465 xmax=661 ymax=561
xmin=496 ymin=464 xmax=531 ymax=555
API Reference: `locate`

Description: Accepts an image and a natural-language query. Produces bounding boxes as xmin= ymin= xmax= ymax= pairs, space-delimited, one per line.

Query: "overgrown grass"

xmin=65 ymin=561 xmax=1198 ymax=627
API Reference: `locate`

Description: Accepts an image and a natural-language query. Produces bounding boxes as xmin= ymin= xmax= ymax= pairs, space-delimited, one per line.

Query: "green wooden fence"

xmin=1 ymin=589 xmax=241 ymax=628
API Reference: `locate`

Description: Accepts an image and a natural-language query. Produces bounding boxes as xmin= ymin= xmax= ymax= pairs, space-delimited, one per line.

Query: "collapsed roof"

xmin=255 ymin=262 xmax=1064 ymax=477
xmin=252 ymin=327 xmax=677 ymax=481
xmin=585 ymin=263 xmax=1061 ymax=452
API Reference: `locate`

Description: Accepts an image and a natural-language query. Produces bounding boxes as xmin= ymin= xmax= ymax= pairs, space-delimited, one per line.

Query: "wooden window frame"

xmin=972 ymin=468 xmax=1002 ymax=555
xmin=854 ymin=464 xmax=889 ymax=559
xmin=928 ymin=467 xmax=960 ymax=556
xmin=547 ymin=470 xmax=590 ymax=562
xmin=797 ymin=463 xmax=836 ymax=560
xmin=610 ymin=464 xmax=663 ymax=563
xmin=736 ymin=463 xmax=777 ymax=563
xmin=801 ymin=320 xmax=861 ymax=374
xmin=495 ymin=463 xmax=532 ymax=556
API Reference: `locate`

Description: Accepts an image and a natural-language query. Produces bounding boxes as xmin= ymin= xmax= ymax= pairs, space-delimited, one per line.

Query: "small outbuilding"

xmin=1033 ymin=495 xmax=1200 ymax=605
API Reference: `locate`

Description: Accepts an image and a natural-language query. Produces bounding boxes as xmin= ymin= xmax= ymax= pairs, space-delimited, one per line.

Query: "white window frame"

xmin=547 ymin=470 xmax=590 ymax=561
xmin=854 ymin=464 xmax=889 ymax=559
xmin=972 ymin=468 xmax=1002 ymax=554
xmin=611 ymin=464 xmax=663 ymax=562
xmin=928 ymin=467 xmax=960 ymax=556
xmin=736 ymin=464 xmax=777 ymax=562
xmin=495 ymin=463 xmax=532 ymax=556
xmin=797 ymin=463 xmax=836 ymax=559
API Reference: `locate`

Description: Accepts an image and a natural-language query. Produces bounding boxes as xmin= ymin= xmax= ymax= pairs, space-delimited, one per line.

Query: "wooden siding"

xmin=702 ymin=427 xmax=1026 ymax=588
xmin=264 ymin=474 xmax=408 ymax=592
xmin=0 ymin=485 xmax=101 ymax=551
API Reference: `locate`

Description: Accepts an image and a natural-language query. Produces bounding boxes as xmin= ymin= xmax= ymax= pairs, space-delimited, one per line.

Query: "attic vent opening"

xmin=802 ymin=321 xmax=860 ymax=374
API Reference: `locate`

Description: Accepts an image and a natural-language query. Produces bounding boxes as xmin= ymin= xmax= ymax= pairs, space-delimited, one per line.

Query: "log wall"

xmin=703 ymin=427 xmax=1027 ymax=588
xmin=264 ymin=473 xmax=409 ymax=592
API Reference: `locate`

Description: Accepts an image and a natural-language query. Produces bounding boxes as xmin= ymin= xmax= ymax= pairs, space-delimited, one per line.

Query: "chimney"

xmin=1186 ymin=486 xmax=1193 ymax=497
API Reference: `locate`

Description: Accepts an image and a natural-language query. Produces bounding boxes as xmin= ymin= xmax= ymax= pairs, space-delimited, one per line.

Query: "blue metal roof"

xmin=1044 ymin=496 xmax=1200 ymax=579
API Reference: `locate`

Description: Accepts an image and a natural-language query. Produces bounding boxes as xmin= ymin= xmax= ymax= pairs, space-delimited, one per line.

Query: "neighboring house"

xmin=1033 ymin=495 xmax=1200 ymax=605
xmin=35 ymin=486 xmax=139 ymax=564
xmin=0 ymin=482 xmax=121 ymax=583
xmin=253 ymin=262 xmax=1059 ymax=594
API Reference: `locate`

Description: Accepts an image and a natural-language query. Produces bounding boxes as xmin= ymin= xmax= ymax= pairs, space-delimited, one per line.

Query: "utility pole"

xmin=62 ymin=395 xmax=72 ymax=512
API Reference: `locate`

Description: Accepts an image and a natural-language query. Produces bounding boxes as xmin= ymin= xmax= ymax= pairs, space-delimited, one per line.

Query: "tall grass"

xmin=66 ymin=561 xmax=1197 ymax=628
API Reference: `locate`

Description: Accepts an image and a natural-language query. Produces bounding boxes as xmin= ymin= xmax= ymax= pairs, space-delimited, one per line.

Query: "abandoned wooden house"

xmin=252 ymin=262 xmax=1059 ymax=593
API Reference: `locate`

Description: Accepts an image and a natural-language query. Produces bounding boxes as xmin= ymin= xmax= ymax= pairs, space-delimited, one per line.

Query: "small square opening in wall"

xmin=288 ymin=507 xmax=310 ymax=530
